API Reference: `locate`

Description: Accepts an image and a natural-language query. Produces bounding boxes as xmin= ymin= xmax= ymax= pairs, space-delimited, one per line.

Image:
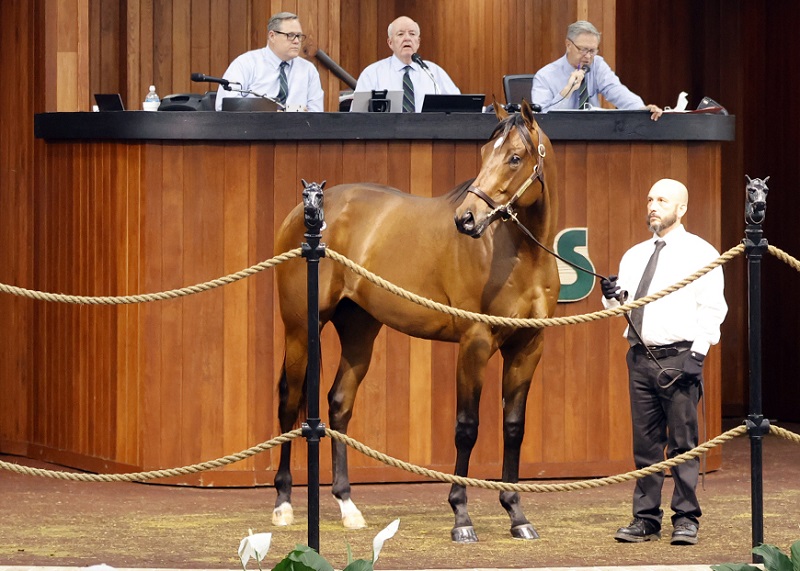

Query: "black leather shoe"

xmin=614 ymin=518 xmax=661 ymax=542
xmin=671 ymin=521 xmax=698 ymax=545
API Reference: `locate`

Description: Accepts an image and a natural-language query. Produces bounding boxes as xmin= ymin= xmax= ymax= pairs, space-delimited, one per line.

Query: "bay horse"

xmin=272 ymin=101 xmax=560 ymax=542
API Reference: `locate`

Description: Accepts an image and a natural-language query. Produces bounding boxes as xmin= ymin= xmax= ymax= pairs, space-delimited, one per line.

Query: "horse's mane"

xmin=490 ymin=113 xmax=536 ymax=155
xmin=444 ymin=178 xmax=475 ymax=204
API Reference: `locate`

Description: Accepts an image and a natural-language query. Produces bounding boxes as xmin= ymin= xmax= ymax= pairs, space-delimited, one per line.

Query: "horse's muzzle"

xmin=454 ymin=210 xmax=486 ymax=238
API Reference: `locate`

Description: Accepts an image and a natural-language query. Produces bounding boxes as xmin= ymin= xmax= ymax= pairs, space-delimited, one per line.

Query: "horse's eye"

xmin=509 ymin=155 xmax=522 ymax=167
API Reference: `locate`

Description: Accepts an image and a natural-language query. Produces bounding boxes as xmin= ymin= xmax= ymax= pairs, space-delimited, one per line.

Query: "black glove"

xmin=600 ymin=275 xmax=620 ymax=300
xmin=680 ymin=351 xmax=705 ymax=385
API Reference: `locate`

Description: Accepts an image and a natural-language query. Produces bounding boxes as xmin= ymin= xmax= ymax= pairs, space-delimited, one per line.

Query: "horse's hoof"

xmin=511 ymin=523 xmax=539 ymax=540
xmin=451 ymin=526 xmax=479 ymax=543
xmin=336 ymin=498 xmax=366 ymax=529
xmin=342 ymin=511 xmax=367 ymax=529
xmin=272 ymin=502 xmax=294 ymax=526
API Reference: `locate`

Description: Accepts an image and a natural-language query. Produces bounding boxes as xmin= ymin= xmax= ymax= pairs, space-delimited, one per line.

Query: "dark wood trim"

xmin=35 ymin=111 xmax=735 ymax=142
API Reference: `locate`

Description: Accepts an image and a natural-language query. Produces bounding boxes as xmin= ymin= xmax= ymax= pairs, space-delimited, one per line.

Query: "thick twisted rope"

xmin=768 ymin=244 xmax=800 ymax=272
xmin=2 ymin=425 xmax=798 ymax=491
xmin=326 ymin=425 xmax=750 ymax=492
xmin=325 ymin=243 xmax=744 ymax=328
xmin=0 ymin=429 xmax=302 ymax=482
xmin=0 ymin=249 xmax=302 ymax=305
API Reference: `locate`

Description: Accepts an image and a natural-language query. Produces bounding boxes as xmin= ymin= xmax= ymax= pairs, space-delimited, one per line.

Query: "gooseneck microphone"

xmin=191 ymin=72 xmax=238 ymax=90
xmin=411 ymin=53 xmax=439 ymax=94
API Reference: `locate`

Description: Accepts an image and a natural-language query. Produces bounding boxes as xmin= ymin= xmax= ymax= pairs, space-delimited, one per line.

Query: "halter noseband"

xmin=466 ymin=118 xmax=547 ymax=227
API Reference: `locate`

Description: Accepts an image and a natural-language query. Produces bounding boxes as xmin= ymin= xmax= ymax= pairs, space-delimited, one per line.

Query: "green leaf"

xmin=753 ymin=544 xmax=793 ymax=571
xmin=271 ymin=545 xmax=334 ymax=571
xmin=342 ymin=559 xmax=374 ymax=571
xmin=346 ymin=542 xmax=353 ymax=565
xmin=710 ymin=564 xmax=760 ymax=571
xmin=791 ymin=540 xmax=800 ymax=571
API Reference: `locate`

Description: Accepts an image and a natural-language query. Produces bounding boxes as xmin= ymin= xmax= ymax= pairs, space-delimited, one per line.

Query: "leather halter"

xmin=466 ymin=118 xmax=547 ymax=227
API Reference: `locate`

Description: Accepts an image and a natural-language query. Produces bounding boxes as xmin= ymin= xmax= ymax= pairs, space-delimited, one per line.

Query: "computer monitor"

xmin=93 ymin=94 xmax=125 ymax=111
xmin=421 ymin=94 xmax=485 ymax=113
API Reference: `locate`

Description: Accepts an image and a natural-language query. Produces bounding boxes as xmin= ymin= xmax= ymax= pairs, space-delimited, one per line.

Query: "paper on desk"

xmin=664 ymin=91 xmax=689 ymax=113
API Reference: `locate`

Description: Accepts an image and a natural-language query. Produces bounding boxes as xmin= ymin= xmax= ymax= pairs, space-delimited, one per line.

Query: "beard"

xmin=647 ymin=210 xmax=677 ymax=234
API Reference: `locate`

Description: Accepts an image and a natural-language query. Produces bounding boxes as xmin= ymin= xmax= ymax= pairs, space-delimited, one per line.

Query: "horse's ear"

xmin=763 ymin=176 xmax=770 ymax=184
xmin=301 ymin=178 xmax=309 ymax=188
xmin=493 ymin=97 xmax=508 ymax=121
xmin=520 ymin=100 xmax=536 ymax=125
xmin=320 ymin=180 xmax=327 ymax=189
xmin=745 ymin=175 xmax=752 ymax=184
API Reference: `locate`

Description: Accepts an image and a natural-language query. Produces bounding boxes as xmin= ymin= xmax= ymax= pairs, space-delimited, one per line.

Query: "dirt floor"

xmin=1 ymin=421 xmax=798 ymax=570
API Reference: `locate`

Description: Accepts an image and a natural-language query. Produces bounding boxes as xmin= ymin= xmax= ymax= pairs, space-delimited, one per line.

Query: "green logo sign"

xmin=554 ymin=227 xmax=595 ymax=302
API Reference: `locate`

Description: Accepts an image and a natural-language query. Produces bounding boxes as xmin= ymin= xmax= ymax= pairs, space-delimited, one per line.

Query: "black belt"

xmin=633 ymin=341 xmax=692 ymax=359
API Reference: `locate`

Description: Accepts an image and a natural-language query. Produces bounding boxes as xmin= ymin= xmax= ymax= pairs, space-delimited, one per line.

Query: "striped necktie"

xmin=627 ymin=240 xmax=666 ymax=346
xmin=277 ymin=61 xmax=289 ymax=105
xmin=402 ymin=66 xmax=415 ymax=113
xmin=576 ymin=76 xmax=589 ymax=109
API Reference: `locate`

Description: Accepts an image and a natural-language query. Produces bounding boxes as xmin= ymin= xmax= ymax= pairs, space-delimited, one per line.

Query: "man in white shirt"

xmin=600 ymin=178 xmax=727 ymax=546
xmin=215 ymin=12 xmax=324 ymax=112
xmin=353 ymin=16 xmax=460 ymax=112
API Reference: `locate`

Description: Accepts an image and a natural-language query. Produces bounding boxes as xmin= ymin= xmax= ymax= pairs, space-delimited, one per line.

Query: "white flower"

xmin=372 ymin=519 xmax=400 ymax=563
xmin=238 ymin=532 xmax=272 ymax=567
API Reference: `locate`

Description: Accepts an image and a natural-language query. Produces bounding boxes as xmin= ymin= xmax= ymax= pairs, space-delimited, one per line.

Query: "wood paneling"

xmin=23 ymin=137 xmax=723 ymax=484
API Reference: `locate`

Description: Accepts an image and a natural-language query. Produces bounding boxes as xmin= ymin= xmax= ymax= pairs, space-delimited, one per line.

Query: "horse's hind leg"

xmin=272 ymin=330 xmax=309 ymax=527
xmin=497 ymin=334 xmax=545 ymax=540
xmin=328 ymin=300 xmax=383 ymax=529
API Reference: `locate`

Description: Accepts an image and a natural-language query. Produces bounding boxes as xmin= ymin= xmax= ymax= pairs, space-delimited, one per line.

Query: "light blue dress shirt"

xmin=354 ymin=55 xmax=460 ymax=113
xmin=216 ymin=46 xmax=324 ymax=111
xmin=531 ymin=54 xmax=645 ymax=112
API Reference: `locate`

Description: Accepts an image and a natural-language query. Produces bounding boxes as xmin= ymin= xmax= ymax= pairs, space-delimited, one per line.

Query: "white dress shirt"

xmin=601 ymin=225 xmax=727 ymax=355
xmin=215 ymin=46 xmax=324 ymax=111
xmin=354 ymin=55 xmax=460 ymax=112
xmin=532 ymin=54 xmax=645 ymax=113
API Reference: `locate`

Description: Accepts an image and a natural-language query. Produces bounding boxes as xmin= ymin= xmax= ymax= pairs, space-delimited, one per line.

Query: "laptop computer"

xmin=94 ymin=93 xmax=125 ymax=111
xmin=350 ymin=90 xmax=403 ymax=113
xmin=421 ymin=94 xmax=485 ymax=113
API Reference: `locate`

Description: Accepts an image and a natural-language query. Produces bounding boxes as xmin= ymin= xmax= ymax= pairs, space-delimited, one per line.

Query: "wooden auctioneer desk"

xmin=26 ymin=110 xmax=733 ymax=486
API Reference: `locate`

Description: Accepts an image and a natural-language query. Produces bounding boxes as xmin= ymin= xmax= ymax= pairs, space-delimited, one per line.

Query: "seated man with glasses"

xmin=531 ymin=20 xmax=662 ymax=120
xmin=215 ymin=11 xmax=324 ymax=111
xmin=353 ymin=16 xmax=460 ymax=113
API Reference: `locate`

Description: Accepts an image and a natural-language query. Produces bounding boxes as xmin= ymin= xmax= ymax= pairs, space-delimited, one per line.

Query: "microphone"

xmin=411 ymin=53 xmax=439 ymax=95
xmin=411 ymin=53 xmax=429 ymax=70
xmin=581 ymin=64 xmax=591 ymax=74
xmin=191 ymin=72 xmax=236 ymax=90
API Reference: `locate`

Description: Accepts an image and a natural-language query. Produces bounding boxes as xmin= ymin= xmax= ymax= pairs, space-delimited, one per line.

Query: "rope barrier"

xmin=2 ymin=424 xmax=798 ymax=492
xmin=0 ymin=429 xmax=302 ymax=482
xmin=0 ymin=249 xmax=302 ymax=305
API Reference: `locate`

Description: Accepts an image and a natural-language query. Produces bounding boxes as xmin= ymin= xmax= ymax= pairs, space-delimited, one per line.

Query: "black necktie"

xmin=576 ymin=76 xmax=589 ymax=109
xmin=627 ymin=240 xmax=666 ymax=346
xmin=402 ymin=66 xmax=415 ymax=113
xmin=277 ymin=61 xmax=289 ymax=104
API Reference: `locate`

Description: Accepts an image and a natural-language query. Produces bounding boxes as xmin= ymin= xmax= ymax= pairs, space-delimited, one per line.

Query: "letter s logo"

xmin=554 ymin=228 xmax=595 ymax=302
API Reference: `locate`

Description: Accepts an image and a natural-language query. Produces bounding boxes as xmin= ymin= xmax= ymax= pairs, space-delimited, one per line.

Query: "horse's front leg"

xmin=497 ymin=332 xmax=546 ymax=540
xmin=328 ymin=304 xmax=383 ymax=529
xmin=448 ymin=327 xmax=494 ymax=543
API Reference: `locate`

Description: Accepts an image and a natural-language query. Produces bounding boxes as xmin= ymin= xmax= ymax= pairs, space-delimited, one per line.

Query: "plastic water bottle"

xmin=143 ymin=85 xmax=160 ymax=111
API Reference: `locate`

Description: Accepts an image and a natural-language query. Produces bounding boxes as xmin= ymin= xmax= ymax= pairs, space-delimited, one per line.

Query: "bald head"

xmin=646 ymin=178 xmax=688 ymax=236
xmin=387 ymin=16 xmax=421 ymax=63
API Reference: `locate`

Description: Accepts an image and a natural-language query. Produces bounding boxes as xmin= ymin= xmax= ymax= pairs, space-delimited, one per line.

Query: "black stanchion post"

xmin=743 ymin=175 xmax=769 ymax=561
xmin=300 ymin=180 xmax=327 ymax=553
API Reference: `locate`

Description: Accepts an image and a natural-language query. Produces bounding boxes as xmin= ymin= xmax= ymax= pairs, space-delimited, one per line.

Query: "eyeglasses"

xmin=274 ymin=30 xmax=307 ymax=42
xmin=568 ymin=38 xmax=599 ymax=56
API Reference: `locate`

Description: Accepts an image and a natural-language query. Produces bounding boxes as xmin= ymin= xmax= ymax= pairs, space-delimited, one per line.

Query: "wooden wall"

xmin=26 ymin=136 xmax=724 ymax=484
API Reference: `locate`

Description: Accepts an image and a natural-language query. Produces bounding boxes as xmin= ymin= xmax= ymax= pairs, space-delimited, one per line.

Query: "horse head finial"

xmin=744 ymin=175 xmax=769 ymax=225
xmin=302 ymin=179 xmax=327 ymax=233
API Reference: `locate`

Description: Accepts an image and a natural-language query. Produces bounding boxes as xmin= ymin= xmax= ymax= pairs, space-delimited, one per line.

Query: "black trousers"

xmin=626 ymin=344 xmax=701 ymax=529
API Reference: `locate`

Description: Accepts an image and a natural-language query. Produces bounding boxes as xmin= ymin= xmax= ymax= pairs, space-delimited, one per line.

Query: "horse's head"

xmin=745 ymin=174 xmax=769 ymax=225
xmin=454 ymin=101 xmax=551 ymax=238
xmin=302 ymin=179 xmax=327 ymax=233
